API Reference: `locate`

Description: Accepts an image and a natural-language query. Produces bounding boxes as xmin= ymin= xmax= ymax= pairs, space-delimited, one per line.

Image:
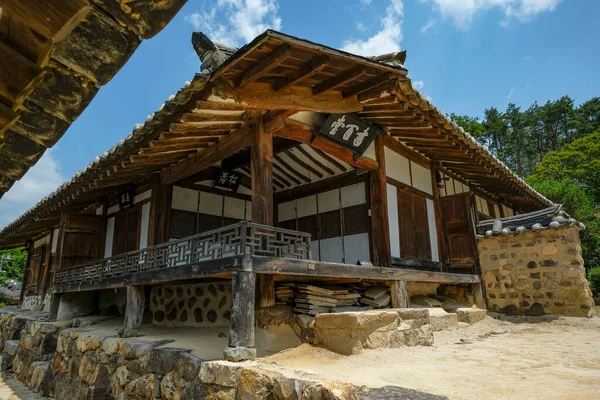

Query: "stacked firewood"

xmin=276 ymin=282 xmax=388 ymax=315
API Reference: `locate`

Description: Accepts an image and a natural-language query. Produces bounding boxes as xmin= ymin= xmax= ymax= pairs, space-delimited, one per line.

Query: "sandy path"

xmin=258 ymin=315 xmax=600 ymax=400
xmin=0 ymin=374 xmax=49 ymax=400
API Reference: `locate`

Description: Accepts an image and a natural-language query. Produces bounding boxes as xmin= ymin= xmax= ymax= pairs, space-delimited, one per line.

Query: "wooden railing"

xmin=54 ymin=222 xmax=311 ymax=287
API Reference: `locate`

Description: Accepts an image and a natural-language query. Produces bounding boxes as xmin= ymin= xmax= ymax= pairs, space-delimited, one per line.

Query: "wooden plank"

xmin=179 ymin=113 xmax=244 ymax=123
xmin=122 ymin=285 xmax=145 ymax=337
xmin=258 ymin=275 xmax=276 ymax=308
xmin=0 ymin=0 xmax=90 ymax=42
xmin=284 ymin=149 xmax=324 ymax=178
xmin=272 ymin=55 xmax=329 ymax=91
xmin=252 ymin=257 xmax=481 ymax=283
xmin=0 ymin=39 xmax=45 ymax=105
xmin=159 ymin=131 xmax=229 ymax=140
xmin=369 ymin=137 xmax=391 ymax=267
xmin=274 ymin=154 xmax=311 ymax=183
xmin=215 ymin=80 xmax=363 ymax=113
xmin=194 ymin=100 xmax=248 ymax=111
xmin=296 ymin=145 xmax=335 ymax=175
xmin=238 ymin=44 xmax=292 ymax=87
xmin=169 ymin=122 xmax=243 ymax=133
xmin=312 ymin=66 xmax=366 ymax=96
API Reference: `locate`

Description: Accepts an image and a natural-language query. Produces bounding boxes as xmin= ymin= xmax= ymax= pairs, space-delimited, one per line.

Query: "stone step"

xmin=455 ymin=307 xmax=488 ymax=324
xmin=426 ymin=308 xmax=459 ymax=332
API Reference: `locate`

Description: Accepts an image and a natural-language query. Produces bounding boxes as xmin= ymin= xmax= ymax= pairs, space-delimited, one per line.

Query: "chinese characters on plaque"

xmin=213 ymin=169 xmax=242 ymax=191
xmin=318 ymin=114 xmax=383 ymax=159
xmin=118 ymin=185 xmax=136 ymax=209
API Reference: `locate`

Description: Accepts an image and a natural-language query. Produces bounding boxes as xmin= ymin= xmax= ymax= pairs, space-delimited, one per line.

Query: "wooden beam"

xmin=169 ymin=122 xmax=242 ymax=133
xmin=159 ymin=131 xmax=229 ymax=140
xmin=0 ymin=102 xmax=18 ymax=136
xmin=0 ymin=0 xmax=90 ymax=42
xmin=0 ymin=39 xmax=45 ymax=105
xmin=179 ymin=113 xmax=244 ymax=123
xmin=215 ymin=80 xmax=362 ymax=113
xmin=342 ymin=73 xmax=393 ymax=98
xmin=194 ymin=100 xmax=248 ymax=111
xmin=251 ymin=116 xmax=274 ymax=226
xmin=369 ymin=136 xmax=391 ymax=267
xmin=272 ymin=55 xmax=329 ymax=91
xmin=284 ymin=149 xmax=324 ymax=179
xmin=312 ymin=66 xmax=366 ymax=96
xmin=161 ymin=124 xmax=254 ymax=185
xmin=252 ymin=257 xmax=481 ymax=283
xmin=238 ymin=44 xmax=292 ymax=87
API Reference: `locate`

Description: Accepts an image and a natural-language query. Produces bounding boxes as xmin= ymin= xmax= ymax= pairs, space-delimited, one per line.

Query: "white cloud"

xmin=185 ymin=0 xmax=282 ymax=47
xmin=0 ymin=150 xmax=65 ymax=229
xmin=342 ymin=0 xmax=404 ymax=56
xmin=413 ymin=80 xmax=425 ymax=90
xmin=420 ymin=0 xmax=561 ymax=29
xmin=356 ymin=22 xmax=367 ymax=32
xmin=361 ymin=0 xmax=373 ymax=4
xmin=420 ymin=17 xmax=436 ymax=33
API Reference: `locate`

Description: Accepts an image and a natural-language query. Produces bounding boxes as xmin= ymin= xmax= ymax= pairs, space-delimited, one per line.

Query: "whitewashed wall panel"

xmin=139 ymin=202 xmax=151 ymax=249
xmin=172 ymin=186 xmax=199 ymax=212
xmin=278 ymin=200 xmax=296 ymax=222
xmin=341 ymin=183 xmax=366 ymax=207
xmin=224 ymin=197 xmax=245 ymax=219
xmin=317 ymin=189 xmax=340 ymax=213
xmin=134 ymin=190 xmax=152 ymax=204
xmin=104 ymin=217 xmax=115 ymax=258
xmin=199 ymin=192 xmax=223 ymax=216
xmin=384 ymin=147 xmax=411 ymax=185
xmin=426 ymin=199 xmax=439 ymax=262
xmin=494 ymin=204 xmax=501 ymax=218
xmin=245 ymin=201 xmax=252 ymax=221
xmin=297 ymin=195 xmax=317 ymax=217
xmin=386 ymin=183 xmax=401 ymax=258
xmin=410 ymin=162 xmax=433 ymax=195
xmin=319 ymin=237 xmax=344 ymax=263
xmin=343 ymin=233 xmax=370 ymax=264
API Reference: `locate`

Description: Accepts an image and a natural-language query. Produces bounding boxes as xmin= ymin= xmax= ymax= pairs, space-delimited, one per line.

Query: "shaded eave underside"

xmin=0 ymin=30 xmax=553 ymax=248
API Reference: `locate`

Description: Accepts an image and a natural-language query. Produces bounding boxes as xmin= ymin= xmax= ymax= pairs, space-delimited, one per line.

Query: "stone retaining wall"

xmin=21 ymin=294 xmax=51 ymax=311
xmin=150 ymin=282 xmax=231 ymax=327
xmin=478 ymin=226 xmax=594 ymax=317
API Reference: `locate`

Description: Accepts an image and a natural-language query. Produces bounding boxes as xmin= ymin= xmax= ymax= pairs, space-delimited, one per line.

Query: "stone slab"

xmin=456 ymin=308 xmax=488 ymax=324
xmin=223 ymin=346 xmax=257 ymax=362
xmin=427 ymin=308 xmax=459 ymax=331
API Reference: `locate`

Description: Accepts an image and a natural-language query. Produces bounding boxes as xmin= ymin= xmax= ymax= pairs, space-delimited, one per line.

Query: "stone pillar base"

xmin=223 ymin=346 xmax=256 ymax=362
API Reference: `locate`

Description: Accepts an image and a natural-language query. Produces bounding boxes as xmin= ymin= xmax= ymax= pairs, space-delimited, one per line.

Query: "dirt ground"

xmin=258 ymin=314 xmax=600 ymax=400
xmin=0 ymin=374 xmax=49 ymax=400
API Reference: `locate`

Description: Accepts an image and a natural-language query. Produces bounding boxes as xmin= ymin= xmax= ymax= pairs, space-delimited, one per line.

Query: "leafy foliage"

xmin=0 ymin=248 xmax=26 ymax=286
xmin=588 ymin=266 xmax=600 ymax=297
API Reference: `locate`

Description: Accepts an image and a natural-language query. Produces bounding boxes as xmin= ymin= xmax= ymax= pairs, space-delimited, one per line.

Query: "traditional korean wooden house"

xmin=0 ymin=30 xmax=553 ymax=360
xmin=0 ymin=0 xmax=186 ymax=197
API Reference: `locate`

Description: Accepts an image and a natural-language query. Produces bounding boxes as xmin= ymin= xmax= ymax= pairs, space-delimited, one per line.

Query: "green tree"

xmin=448 ymin=113 xmax=485 ymax=139
xmin=528 ymin=131 xmax=600 ymax=202
xmin=574 ymin=97 xmax=600 ymax=139
xmin=0 ymin=248 xmax=27 ymax=286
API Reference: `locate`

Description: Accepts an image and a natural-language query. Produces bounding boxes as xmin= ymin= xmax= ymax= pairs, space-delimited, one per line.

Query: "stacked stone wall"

xmin=150 ymin=282 xmax=231 ymax=327
xmin=478 ymin=226 xmax=594 ymax=317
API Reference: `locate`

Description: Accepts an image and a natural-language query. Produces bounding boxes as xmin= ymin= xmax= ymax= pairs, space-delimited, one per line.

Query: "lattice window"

xmin=170 ymin=209 xmax=197 ymax=239
xmin=278 ymin=219 xmax=297 ymax=231
xmin=198 ymin=213 xmax=222 ymax=233
xmin=319 ymin=210 xmax=342 ymax=239
xmin=297 ymin=215 xmax=318 ymax=239
xmin=487 ymin=201 xmax=497 ymax=218
xmin=343 ymin=204 xmax=369 ymax=235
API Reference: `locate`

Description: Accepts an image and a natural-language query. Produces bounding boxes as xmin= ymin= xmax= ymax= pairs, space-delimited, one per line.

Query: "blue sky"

xmin=1 ymin=0 xmax=599 ymax=227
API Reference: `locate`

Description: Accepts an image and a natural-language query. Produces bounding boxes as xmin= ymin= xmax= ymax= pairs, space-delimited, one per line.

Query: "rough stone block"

xmin=314 ymin=310 xmax=398 ymax=330
xmin=427 ymin=308 xmax=458 ymax=332
xmin=456 ymin=308 xmax=488 ymax=324
xmin=199 ymin=361 xmax=246 ymax=387
xmin=397 ymin=308 xmax=429 ymax=322
xmin=4 ymin=339 xmax=19 ymax=356
xmin=223 ymin=346 xmax=257 ymax=362
xmin=364 ymin=385 xmax=449 ymax=399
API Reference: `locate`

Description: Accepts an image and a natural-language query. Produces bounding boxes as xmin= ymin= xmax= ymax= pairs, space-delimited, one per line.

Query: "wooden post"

xmin=472 ymin=282 xmax=486 ymax=309
xmin=389 ymin=280 xmax=409 ymax=308
xmin=225 ymin=271 xmax=257 ymax=361
xmin=369 ymin=137 xmax=392 ymax=267
xmin=48 ymin=293 xmax=61 ymax=321
xmin=121 ymin=285 xmax=145 ymax=338
xmin=430 ymin=163 xmax=448 ymax=267
xmin=251 ymin=116 xmax=276 ymax=308
xmin=19 ymin=241 xmax=32 ymax=306
xmin=148 ymin=177 xmax=172 ymax=246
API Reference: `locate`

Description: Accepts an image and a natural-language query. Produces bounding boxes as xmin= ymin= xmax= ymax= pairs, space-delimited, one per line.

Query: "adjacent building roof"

xmin=0 ymin=0 xmax=186 ymax=198
xmin=0 ymin=30 xmax=554 ymax=248
xmin=476 ymin=205 xmax=585 ymax=237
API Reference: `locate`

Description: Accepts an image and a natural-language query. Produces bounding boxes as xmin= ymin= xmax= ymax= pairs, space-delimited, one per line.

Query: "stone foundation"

xmin=478 ymin=226 xmax=594 ymax=317
xmin=149 ymin=282 xmax=232 ymax=327
xmin=21 ymin=293 xmax=51 ymax=311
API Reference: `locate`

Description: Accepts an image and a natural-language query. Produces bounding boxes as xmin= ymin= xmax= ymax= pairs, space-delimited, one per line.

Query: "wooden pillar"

xmin=369 ymin=136 xmax=391 ymax=267
xmin=225 ymin=271 xmax=257 ymax=361
xmin=19 ymin=241 xmax=32 ymax=306
xmin=472 ymin=282 xmax=486 ymax=309
xmin=121 ymin=285 xmax=145 ymax=338
xmin=430 ymin=163 xmax=448 ymax=267
xmin=251 ymin=116 xmax=276 ymax=308
xmin=389 ymin=280 xmax=409 ymax=308
xmin=48 ymin=293 xmax=61 ymax=321
xmin=148 ymin=177 xmax=172 ymax=246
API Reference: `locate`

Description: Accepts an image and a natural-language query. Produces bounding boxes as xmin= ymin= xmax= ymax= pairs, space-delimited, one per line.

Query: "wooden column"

xmin=251 ymin=116 xmax=276 ymax=308
xmin=48 ymin=293 xmax=61 ymax=321
xmin=121 ymin=285 xmax=145 ymax=338
xmin=472 ymin=282 xmax=486 ymax=309
xmin=389 ymin=280 xmax=409 ymax=308
xmin=430 ymin=164 xmax=448 ymax=266
xmin=369 ymin=137 xmax=392 ymax=267
xmin=225 ymin=270 xmax=257 ymax=361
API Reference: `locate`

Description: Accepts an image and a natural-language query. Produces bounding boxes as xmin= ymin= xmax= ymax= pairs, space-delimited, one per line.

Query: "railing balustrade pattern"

xmin=54 ymin=222 xmax=311 ymax=288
